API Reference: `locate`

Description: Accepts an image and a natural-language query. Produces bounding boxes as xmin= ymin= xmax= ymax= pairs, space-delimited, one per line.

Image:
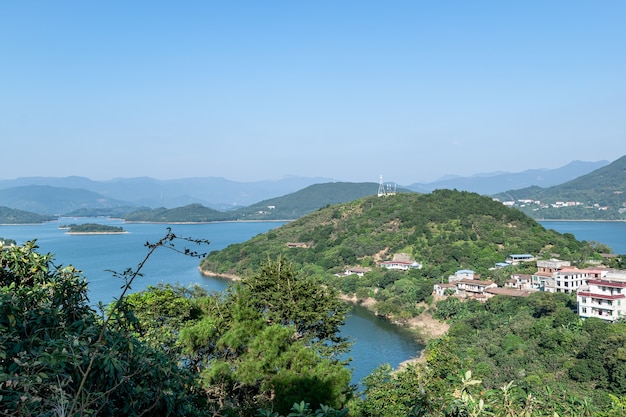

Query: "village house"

xmin=531 ymin=259 xmax=571 ymax=291
xmin=577 ymin=270 xmax=626 ymax=322
xmin=456 ymin=278 xmax=497 ymax=299
xmin=433 ymin=282 xmax=457 ymax=297
xmin=448 ymin=269 xmax=475 ymax=282
xmin=505 ymin=254 xmax=536 ymax=264
xmin=553 ymin=266 xmax=607 ymax=294
xmin=434 ymin=269 xmax=497 ymax=301
xmin=505 ymin=274 xmax=534 ymax=290
xmin=532 ymin=259 xmax=606 ymax=294
xmin=379 ymin=253 xmax=422 ymax=271
xmin=334 ymin=266 xmax=372 ymax=277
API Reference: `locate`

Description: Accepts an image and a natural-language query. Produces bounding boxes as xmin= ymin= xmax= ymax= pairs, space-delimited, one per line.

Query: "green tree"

xmin=179 ymin=257 xmax=353 ymax=416
xmin=0 ymin=240 xmax=200 ymax=416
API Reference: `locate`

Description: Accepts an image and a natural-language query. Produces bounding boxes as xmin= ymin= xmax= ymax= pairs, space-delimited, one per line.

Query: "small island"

xmin=61 ymin=223 xmax=128 ymax=235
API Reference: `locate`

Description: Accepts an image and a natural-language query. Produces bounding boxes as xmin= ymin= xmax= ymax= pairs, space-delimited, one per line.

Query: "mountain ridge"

xmin=0 ymin=158 xmax=619 ymax=220
xmin=493 ymin=155 xmax=626 ymax=220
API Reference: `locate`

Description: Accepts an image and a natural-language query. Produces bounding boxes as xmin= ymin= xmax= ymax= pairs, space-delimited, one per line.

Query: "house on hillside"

xmin=505 ymin=274 xmax=534 ymax=290
xmin=577 ymin=270 xmax=626 ymax=322
xmin=449 ymin=269 xmax=475 ymax=282
xmin=456 ymin=278 xmax=497 ymax=299
xmin=532 ymin=259 xmax=571 ymax=291
xmin=335 ymin=266 xmax=372 ymax=277
xmin=379 ymin=253 xmax=422 ymax=271
xmin=531 ymin=258 xmax=607 ymax=293
xmin=506 ymin=254 xmax=535 ymax=264
xmin=433 ymin=282 xmax=457 ymax=297
xmin=553 ymin=266 xmax=607 ymax=294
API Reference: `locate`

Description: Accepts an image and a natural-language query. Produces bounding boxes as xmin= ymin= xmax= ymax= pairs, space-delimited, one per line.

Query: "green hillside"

xmin=200 ymin=190 xmax=594 ymax=307
xmin=122 ymin=182 xmax=399 ymax=222
xmin=0 ymin=206 xmax=57 ymax=224
xmin=123 ymin=203 xmax=236 ymax=222
xmin=494 ymin=154 xmax=626 ymax=220
xmin=230 ymin=182 xmax=392 ymax=220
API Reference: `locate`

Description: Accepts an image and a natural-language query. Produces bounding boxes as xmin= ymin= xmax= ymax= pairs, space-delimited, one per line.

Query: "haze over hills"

xmin=494 ymin=154 xmax=626 ymax=220
xmin=0 ymin=185 xmax=131 ymax=216
xmin=0 ymin=158 xmax=618 ymax=220
xmin=407 ymin=160 xmax=608 ymax=194
xmin=0 ymin=176 xmax=335 ymax=211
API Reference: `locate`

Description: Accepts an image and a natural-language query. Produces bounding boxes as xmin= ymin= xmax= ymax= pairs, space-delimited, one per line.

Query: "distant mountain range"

xmin=0 ymin=176 xmax=335 ymax=212
xmin=0 ymin=158 xmax=621 ymax=221
xmin=406 ymin=160 xmax=609 ymax=194
xmin=494 ymin=154 xmax=626 ymax=220
xmin=0 ymin=160 xmax=608 ymax=216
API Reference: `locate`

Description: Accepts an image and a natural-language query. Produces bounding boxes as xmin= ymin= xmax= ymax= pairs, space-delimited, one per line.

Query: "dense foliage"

xmin=356 ymin=292 xmax=626 ymax=416
xmin=177 ymin=258 xmax=353 ymax=416
xmin=0 ymin=206 xmax=56 ymax=224
xmin=0 ymin=242 xmax=200 ymax=416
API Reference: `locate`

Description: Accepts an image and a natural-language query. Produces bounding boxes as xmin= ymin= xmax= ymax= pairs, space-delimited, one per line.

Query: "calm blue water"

xmin=539 ymin=221 xmax=626 ymax=254
xmin=0 ymin=218 xmax=421 ymax=387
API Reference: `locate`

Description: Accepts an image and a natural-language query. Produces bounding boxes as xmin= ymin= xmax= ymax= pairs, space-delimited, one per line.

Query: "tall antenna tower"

xmin=378 ymin=175 xmax=396 ymax=197
xmin=378 ymin=175 xmax=386 ymax=197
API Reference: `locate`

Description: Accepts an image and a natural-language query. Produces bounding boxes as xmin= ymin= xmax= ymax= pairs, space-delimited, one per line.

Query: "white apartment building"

xmin=578 ymin=273 xmax=626 ymax=322
xmin=554 ymin=267 xmax=606 ymax=294
xmin=532 ymin=259 xmax=571 ymax=292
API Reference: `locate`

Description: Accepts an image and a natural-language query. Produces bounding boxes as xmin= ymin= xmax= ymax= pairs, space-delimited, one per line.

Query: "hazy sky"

xmin=2 ymin=1 xmax=625 ymax=185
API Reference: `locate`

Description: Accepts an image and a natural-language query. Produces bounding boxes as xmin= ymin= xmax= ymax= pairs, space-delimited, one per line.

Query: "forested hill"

xmin=229 ymin=182 xmax=396 ymax=220
xmin=0 ymin=206 xmax=56 ymax=224
xmin=494 ymin=154 xmax=626 ymax=220
xmin=122 ymin=182 xmax=405 ymax=222
xmin=123 ymin=203 xmax=235 ymax=222
xmin=200 ymin=189 xmax=588 ymax=280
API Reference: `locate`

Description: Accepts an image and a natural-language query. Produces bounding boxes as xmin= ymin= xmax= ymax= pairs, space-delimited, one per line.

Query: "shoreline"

xmin=123 ymin=219 xmax=291 ymax=225
xmin=65 ymin=231 xmax=130 ymax=235
xmin=537 ymin=219 xmax=626 ymax=222
xmin=198 ymin=267 xmax=241 ymax=281
xmin=5 ymin=218 xmax=623 ymax=227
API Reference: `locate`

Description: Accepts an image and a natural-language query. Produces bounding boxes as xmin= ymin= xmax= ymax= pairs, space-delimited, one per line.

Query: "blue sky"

xmin=2 ymin=1 xmax=625 ymax=185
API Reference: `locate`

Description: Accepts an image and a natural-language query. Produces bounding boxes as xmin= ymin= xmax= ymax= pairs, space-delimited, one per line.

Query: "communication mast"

xmin=378 ymin=175 xmax=396 ymax=197
xmin=378 ymin=175 xmax=386 ymax=197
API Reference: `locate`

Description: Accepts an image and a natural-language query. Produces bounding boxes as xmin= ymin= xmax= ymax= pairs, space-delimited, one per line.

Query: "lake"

xmin=539 ymin=221 xmax=626 ymax=254
xmin=0 ymin=218 xmax=422 ymax=387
